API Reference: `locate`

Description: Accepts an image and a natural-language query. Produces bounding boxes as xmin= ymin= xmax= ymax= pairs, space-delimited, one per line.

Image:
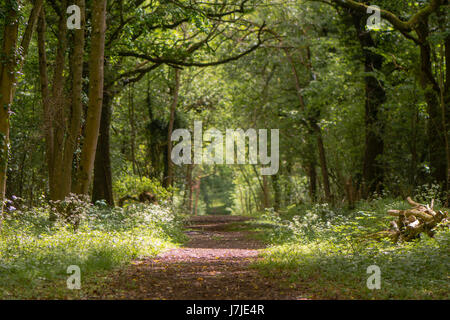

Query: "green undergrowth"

xmin=0 ymin=195 xmax=186 ymax=299
xmin=251 ymin=197 xmax=450 ymax=299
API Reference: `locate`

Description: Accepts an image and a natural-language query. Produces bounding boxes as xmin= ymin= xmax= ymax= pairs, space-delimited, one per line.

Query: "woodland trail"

xmin=90 ymin=215 xmax=312 ymax=300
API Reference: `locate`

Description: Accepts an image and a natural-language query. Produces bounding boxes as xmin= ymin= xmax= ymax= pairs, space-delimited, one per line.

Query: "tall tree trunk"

xmin=262 ymin=175 xmax=270 ymax=209
xmin=49 ymin=0 xmax=69 ymax=200
xmin=37 ymin=10 xmax=53 ymax=200
xmin=0 ymin=0 xmax=44 ymax=215
xmin=307 ymin=161 xmax=317 ymax=203
xmin=345 ymin=176 xmax=356 ymax=209
xmin=166 ymin=68 xmax=181 ymax=188
xmin=38 ymin=1 xmax=87 ymax=201
xmin=129 ymin=84 xmax=137 ymax=175
xmin=74 ymin=0 xmax=107 ymax=194
xmin=15 ymin=0 xmax=45 ymax=72
xmin=38 ymin=2 xmax=68 ymax=202
xmin=188 ymin=165 xmax=195 ymax=214
xmin=239 ymin=189 xmax=245 ymax=215
xmin=410 ymin=103 xmax=419 ymax=187
xmin=283 ymin=162 xmax=293 ymax=206
xmin=92 ymin=89 xmax=114 ymax=206
xmin=244 ymin=190 xmax=249 ymax=214
xmin=193 ymin=178 xmax=201 ymax=216
xmin=60 ymin=0 xmax=86 ymax=198
xmin=251 ymin=164 xmax=267 ymax=208
xmin=324 ymin=0 xmax=445 ymax=197
xmin=184 ymin=163 xmax=193 ymax=212
xmin=415 ymin=22 xmax=447 ymax=189
xmin=312 ymin=122 xmax=332 ymax=202
xmin=439 ymin=8 xmax=450 ymax=204
xmin=239 ymin=166 xmax=258 ymax=209
xmin=162 ymin=148 xmax=169 ymax=186
xmin=0 ymin=1 xmax=20 ymax=216
xmin=283 ymin=43 xmax=332 ymax=202
xmin=445 ymin=29 xmax=450 ymax=205
xmin=272 ymin=174 xmax=281 ymax=211
xmin=351 ymin=12 xmax=386 ymax=198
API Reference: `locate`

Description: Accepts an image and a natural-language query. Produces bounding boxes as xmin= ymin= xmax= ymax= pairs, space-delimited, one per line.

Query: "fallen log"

xmin=370 ymin=197 xmax=449 ymax=243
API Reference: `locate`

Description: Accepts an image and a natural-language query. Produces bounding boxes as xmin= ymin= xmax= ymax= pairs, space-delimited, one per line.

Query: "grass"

xmin=0 ymin=198 xmax=186 ymax=299
xmin=251 ymin=198 xmax=450 ymax=299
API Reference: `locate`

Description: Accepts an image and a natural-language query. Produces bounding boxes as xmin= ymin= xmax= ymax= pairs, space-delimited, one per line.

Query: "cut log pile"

xmin=373 ymin=197 xmax=449 ymax=242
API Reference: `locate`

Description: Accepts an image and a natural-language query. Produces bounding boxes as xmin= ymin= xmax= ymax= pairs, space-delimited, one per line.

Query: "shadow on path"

xmin=90 ymin=215 xmax=310 ymax=300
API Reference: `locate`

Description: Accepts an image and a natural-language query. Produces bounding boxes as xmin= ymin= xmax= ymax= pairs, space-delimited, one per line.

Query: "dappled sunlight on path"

xmin=89 ymin=216 xmax=311 ymax=300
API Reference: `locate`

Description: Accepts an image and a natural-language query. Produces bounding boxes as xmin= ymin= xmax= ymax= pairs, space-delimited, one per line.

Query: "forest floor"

xmin=88 ymin=215 xmax=311 ymax=300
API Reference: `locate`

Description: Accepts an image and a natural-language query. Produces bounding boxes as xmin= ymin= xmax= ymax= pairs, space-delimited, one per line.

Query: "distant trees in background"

xmin=0 ymin=0 xmax=448 ymax=218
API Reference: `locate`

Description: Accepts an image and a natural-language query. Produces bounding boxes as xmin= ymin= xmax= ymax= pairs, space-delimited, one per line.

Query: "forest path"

xmin=92 ymin=215 xmax=310 ymax=300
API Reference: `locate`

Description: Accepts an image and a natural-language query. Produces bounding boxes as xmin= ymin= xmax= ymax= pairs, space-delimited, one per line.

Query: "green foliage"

xmin=256 ymin=231 xmax=449 ymax=299
xmin=3 ymin=0 xmax=450 ymax=300
xmin=0 ymin=202 xmax=185 ymax=299
xmin=113 ymin=175 xmax=171 ymax=201
xmin=413 ymin=183 xmax=446 ymax=207
xmin=200 ymin=166 xmax=235 ymax=211
xmin=254 ymin=198 xmax=450 ymax=299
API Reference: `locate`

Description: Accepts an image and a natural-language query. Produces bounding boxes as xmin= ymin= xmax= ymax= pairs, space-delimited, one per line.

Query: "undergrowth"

xmin=0 ymin=195 xmax=186 ymax=299
xmin=253 ymin=197 xmax=450 ymax=299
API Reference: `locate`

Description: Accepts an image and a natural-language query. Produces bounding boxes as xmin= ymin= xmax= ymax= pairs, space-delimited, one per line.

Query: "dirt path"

xmin=92 ymin=216 xmax=309 ymax=300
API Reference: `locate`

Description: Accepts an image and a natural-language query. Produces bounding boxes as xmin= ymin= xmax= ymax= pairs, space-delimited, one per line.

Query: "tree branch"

xmin=329 ymin=0 xmax=443 ymax=32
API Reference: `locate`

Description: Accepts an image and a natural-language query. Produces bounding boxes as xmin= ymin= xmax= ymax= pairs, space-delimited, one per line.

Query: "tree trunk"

xmin=0 ymin=1 xmax=20 ymax=216
xmin=307 ymin=161 xmax=317 ymax=202
xmin=239 ymin=189 xmax=245 ymax=215
xmin=415 ymin=22 xmax=447 ymax=192
xmin=60 ymin=0 xmax=86 ymax=198
xmin=193 ymin=178 xmax=201 ymax=216
xmin=313 ymin=122 xmax=332 ymax=202
xmin=184 ymin=163 xmax=193 ymax=212
xmin=0 ymin=0 xmax=44 ymax=217
xmin=444 ymin=25 xmax=450 ymax=205
xmin=247 ymin=190 xmax=252 ymax=214
xmin=38 ymin=1 xmax=88 ymax=202
xmin=166 ymin=68 xmax=181 ymax=188
xmin=410 ymin=106 xmax=419 ymax=187
xmin=92 ymin=89 xmax=115 ymax=206
xmin=283 ymin=42 xmax=332 ymax=203
xmin=49 ymin=0 xmax=69 ymax=200
xmin=38 ymin=2 xmax=69 ymax=202
xmin=239 ymin=166 xmax=258 ymax=209
xmin=129 ymin=84 xmax=137 ymax=175
xmin=351 ymin=12 xmax=386 ymax=198
xmin=345 ymin=176 xmax=356 ymax=209
xmin=37 ymin=10 xmax=54 ymax=201
xmin=15 ymin=0 xmax=44 ymax=72
xmin=74 ymin=0 xmax=107 ymax=194
xmin=283 ymin=162 xmax=293 ymax=206
xmin=272 ymin=174 xmax=281 ymax=211
xmin=251 ymin=164 xmax=268 ymax=209
xmin=262 ymin=175 xmax=270 ymax=209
